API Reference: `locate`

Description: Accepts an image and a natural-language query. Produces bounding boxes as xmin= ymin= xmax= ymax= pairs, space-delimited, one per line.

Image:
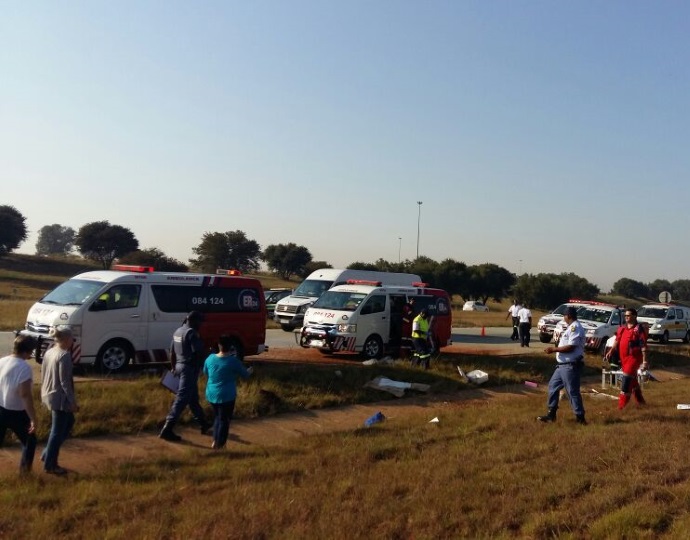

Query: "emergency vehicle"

xmin=18 ymin=265 xmax=267 ymax=372
xmin=536 ymin=300 xmax=590 ymax=343
xmin=552 ymin=300 xmax=624 ymax=353
xmin=637 ymin=303 xmax=690 ymax=343
xmin=297 ymin=281 xmax=452 ymax=359
xmin=274 ymin=268 xmax=422 ymax=332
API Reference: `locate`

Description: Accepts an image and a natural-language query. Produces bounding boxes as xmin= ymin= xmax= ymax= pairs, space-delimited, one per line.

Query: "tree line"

xmin=0 ymin=204 xmax=683 ymax=309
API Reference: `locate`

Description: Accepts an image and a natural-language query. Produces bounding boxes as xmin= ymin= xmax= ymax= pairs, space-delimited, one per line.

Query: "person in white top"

xmin=0 ymin=334 xmax=38 ymax=473
xmin=517 ymin=303 xmax=532 ymax=347
xmin=505 ymin=299 xmax=522 ymax=341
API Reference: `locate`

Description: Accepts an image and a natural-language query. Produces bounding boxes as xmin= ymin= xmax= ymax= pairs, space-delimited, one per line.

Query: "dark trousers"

xmin=519 ymin=323 xmax=531 ymax=346
xmin=0 ymin=407 xmax=36 ymax=472
xmin=546 ymin=363 xmax=585 ymax=416
xmin=510 ymin=317 xmax=519 ymax=340
xmin=166 ymin=363 xmax=206 ymax=425
xmin=412 ymin=337 xmax=431 ymax=369
xmin=211 ymin=400 xmax=236 ymax=448
xmin=43 ymin=409 xmax=75 ymax=471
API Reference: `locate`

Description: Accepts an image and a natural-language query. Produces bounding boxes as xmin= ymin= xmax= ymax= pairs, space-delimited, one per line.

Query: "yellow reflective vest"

xmin=412 ymin=314 xmax=429 ymax=339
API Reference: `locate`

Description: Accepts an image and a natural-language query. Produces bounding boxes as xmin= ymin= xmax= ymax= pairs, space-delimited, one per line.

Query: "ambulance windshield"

xmin=637 ymin=307 xmax=668 ymax=319
xmin=312 ymin=291 xmax=367 ymax=312
xmin=40 ymin=279 xmax=105 ymax=306
xmin=293 ymin=279 xmax=333 ymax=298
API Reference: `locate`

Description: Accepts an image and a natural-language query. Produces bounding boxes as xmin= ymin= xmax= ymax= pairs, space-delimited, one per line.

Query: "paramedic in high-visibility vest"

xmin=605 ymin=308 xmax=649 ymax=410
xmin=411 ymin=308 xmax=431 ymax=369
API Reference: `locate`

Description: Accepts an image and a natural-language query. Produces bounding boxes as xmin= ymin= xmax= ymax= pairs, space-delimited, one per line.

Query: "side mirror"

xmin=91 ymin=299 xmax=107 ymax=312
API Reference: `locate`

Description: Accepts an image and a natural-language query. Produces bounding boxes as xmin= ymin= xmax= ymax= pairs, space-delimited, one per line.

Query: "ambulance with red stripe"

xmin=552 ymin=300 xmax=624 ymax=353
xmin=298 ymin=280 xmax=452 ymax=359
xmin=18 ymin=265 xmax=266 ymax=372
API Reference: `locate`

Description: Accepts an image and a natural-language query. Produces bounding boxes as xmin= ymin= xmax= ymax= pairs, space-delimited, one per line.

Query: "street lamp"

xmin=416 ymin=201 xmax=423 ymax=259
xmin=398 ymin=237 xmax=402 ymax=263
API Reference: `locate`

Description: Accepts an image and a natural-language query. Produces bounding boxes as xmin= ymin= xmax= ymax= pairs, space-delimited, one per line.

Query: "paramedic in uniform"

xmin=506 ymin=299 xmax=521 ymax=341
xmin=538 ymin=306 xmax=587 ymax=425
xmin=605 ymin=308 xmax=649 ymax=409
xmin=159 ymin=311 xmax=210 ymax=441
xmin=411 ymin=308 xmax=431 ymax=369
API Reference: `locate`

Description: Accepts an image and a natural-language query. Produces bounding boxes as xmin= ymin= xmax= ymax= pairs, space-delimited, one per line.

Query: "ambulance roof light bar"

xmin=216 ymin=268 xmax=242 ymax=276
xmin=112 ymin=264 xmax=155 ymax=273
xmin=412 ymin=281 xmax=429 ymax=287
xmin=346 ymin=279 xmax=382 ymax=286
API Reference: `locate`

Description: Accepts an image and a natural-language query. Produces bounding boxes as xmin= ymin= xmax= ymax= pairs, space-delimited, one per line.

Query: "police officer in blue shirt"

xmin=538 ymin=306 xmax=587 ymax=425
xmin=159 ymin=311 xmax=211 ymax=441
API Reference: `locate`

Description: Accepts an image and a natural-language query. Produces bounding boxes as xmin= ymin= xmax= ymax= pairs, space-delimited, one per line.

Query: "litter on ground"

xmin=364 ymin=376 xmax=431 ymax=397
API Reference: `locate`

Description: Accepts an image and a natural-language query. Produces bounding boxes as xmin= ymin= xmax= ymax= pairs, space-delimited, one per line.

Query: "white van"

xmin=637 ymin=304 xmax=690 ymax=343
xmin=19 ymin=265 xmax=267 ymax=372
xmin=273 ymin=268 xmax=422 ymax=331
xmin=298 ymin=282 xmax=452 ymax=359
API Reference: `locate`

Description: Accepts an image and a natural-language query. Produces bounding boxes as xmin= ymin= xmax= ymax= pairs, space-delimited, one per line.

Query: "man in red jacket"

xmin=605 ymin=308 xmax=649 ymax=409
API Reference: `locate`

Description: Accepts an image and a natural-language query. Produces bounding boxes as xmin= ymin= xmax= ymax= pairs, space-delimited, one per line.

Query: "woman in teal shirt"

xmin=203 ymin=335 xmax=252 ymax=449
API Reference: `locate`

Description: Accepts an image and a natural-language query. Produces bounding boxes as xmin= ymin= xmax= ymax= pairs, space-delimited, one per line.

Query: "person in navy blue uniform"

xmin=159 ymin=311 xmax=210 ymax=441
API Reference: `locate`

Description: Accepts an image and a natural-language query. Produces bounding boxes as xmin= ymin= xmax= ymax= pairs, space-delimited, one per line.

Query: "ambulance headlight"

xmin=337 ymin=324 xmax=356 ymax=334
xmin=654 ymin=323 xmax=662 ymax=329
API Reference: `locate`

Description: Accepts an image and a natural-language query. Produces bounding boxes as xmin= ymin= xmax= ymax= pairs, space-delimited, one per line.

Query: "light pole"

xmin=398 ymin=237 xmax=402 ymax=263
xmin=416 ymin=201 xmax=423 ymax=259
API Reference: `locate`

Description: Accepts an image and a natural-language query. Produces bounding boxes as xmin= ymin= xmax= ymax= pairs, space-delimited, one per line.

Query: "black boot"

xmin=575 ymin=414 xmax=587 ymax=425
xmin=537 ymin=408 xmax=557 ymax=423
xmin=159 ymin=422 xmax=182 ymax=441
xmin=199 ymin=420 xmax=211 ymax=436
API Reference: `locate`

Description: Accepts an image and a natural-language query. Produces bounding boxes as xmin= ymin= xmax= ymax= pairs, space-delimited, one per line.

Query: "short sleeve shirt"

xmin=509 ymin=304 xmax=522 ymax=317
xmin=556 ymin=320 xmax=586 ymax=364
xmin=517 ymin=307 xmax=532 ymax=323
xmin=0 ymin=355 xmax=33 ymax=410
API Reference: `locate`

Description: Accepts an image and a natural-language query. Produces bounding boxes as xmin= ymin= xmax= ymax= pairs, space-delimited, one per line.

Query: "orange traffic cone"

xmin=480 ymin=326 xmax=486 ymax=337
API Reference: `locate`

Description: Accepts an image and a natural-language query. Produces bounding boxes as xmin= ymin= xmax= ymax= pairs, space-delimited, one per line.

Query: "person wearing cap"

xmin=41 ymin=326 xmax=79 ymax=475
xmin=411 ymin=308 xmax=432 ymax=369
xmin=538 ymin=306 xmax=587 ymax=425
xmin=0 ymin=334 xmax=38 ymax=473
xmin=605 ymin=308 xmax=649 ymax=409
xmin=159 ymin=311 xmax=211 ymax=441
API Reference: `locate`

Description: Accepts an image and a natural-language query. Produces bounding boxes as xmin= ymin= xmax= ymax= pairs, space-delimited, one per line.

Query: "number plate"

xmin=310 ymin=339 xmax=324 ymax=348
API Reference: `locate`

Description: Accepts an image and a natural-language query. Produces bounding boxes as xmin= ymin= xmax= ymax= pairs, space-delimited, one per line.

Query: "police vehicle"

xmin=536 ymin=300 xmax=590 ymax=343
xmin=552 ymin=301 xmax=624 ymax=353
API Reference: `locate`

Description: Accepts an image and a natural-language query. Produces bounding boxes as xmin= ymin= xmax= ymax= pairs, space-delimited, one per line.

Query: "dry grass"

xmin=3 ymin=360 xmax=690 ymax=538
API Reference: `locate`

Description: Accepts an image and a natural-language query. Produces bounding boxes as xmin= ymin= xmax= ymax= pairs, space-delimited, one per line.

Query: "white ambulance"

xmin=552 ymin=301 xmax=625 ymax=353
xmin=637 ymin=303 xmax=690 ymax=343
xmin=273 ymin=268 xmax=422 ymax=332
xmin=297 ymin=281 xmax=452 ymax=359
xmin=19 ymin=265 xmax=267 ymax=372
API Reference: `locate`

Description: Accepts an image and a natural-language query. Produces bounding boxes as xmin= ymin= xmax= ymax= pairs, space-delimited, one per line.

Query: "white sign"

xmin=659 ymin=291 xmax=672 ymax=303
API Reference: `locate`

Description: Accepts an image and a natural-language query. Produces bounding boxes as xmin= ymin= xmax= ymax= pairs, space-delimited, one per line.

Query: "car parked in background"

xmin=264 ymin=288 xmax=292 ymax=318
xmin=462 ymin=300 xmax=489 ymax=312
xmin=637 ymin=303 xmax=690 ymax=343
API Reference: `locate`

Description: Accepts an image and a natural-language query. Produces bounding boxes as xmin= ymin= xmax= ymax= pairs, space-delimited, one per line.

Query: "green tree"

xmin=35 ymin=224 xmax=75 ymax=256
xmin=670 ymin=280 xmax=690 ymax=301
xmin=0 ymin=205 xmax=28 ymax=256
xmin=513 ymin=272 xmax=599 ymax=310
xmin=75 ymin=221 xmax=139 ymax=269
xmin=263 ymin=243 xmax=312 ymax=279
xmin=467 ymin=263 xmax=515 ymax=304
xmin=611 ymin=277 xmax=648 ymax=299
xmin=117 ymin=247 xmax=188 ymax=272
xmin=347 ymin=261 xmax=378 ymax=271
xmin=433 ymin=258 xmax=469 ymax=298
xmin=648 ymin=279 xmax=672 ymax=300
xmin=189 ymin=230 xmax=261 ymax=274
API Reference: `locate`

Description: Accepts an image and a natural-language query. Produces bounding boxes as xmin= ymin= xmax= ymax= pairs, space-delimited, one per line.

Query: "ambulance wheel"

xmin=96 ymin=339 xmax=132 ymax=372
xmin=280 ymin=324 xmax=294 ymax=333
xmin=227 ymin=338 xmax=244 ymax=360
xmin=361 ymin=335 xmax=383 ymax=360
xmin=660 ymin=331 xmax=669 ymax=344
xmin=539 ymin=333 xmax=551 ymax=343
xmin=684 ymin=331 xmax=690 ymax=344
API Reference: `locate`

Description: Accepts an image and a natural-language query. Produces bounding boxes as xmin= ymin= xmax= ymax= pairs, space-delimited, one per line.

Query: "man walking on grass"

xmin=538 ymin=306 xmax=587 ymax=425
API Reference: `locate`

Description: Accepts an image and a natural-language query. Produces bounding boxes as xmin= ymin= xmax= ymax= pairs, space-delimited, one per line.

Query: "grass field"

xmin=2 ymin=351 xmax=690 ymax=538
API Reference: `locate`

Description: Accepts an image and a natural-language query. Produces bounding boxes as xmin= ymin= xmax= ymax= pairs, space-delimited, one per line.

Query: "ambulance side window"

xmin=676 ymin=309 xmax=684 ymax=320
xmin=668 ymin=310 xmax=676 ymax=320
xmin=611 ymin=311 xmax=621 ymax=325
xmin=91 ymin=285 xmax=141 ymax=311
xmin=361 ymin=295 xmax=386 ymax=314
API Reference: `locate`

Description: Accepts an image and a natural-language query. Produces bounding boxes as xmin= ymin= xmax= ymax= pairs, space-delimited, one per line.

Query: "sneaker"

xmin=159 ymin=430 xmax=182 ymax=442
xmin=45 ymin=466 xmax=68 ymax=476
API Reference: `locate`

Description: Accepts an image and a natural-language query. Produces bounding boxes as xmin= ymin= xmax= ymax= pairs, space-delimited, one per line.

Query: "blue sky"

xmin=2 ymin=1 xmax=688 ymax=292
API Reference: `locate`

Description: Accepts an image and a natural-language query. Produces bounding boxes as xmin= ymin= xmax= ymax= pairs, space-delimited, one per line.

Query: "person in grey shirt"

xmin=41 ymin=326 xmax=79 ymax=475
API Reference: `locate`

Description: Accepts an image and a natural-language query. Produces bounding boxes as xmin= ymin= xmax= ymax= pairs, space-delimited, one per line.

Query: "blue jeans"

xmin=43 ymin=410 xmax=75 ymax=471
xmin=0 ymin=407 xmax=36 ymax=472
xmin=165 ymin=363 xmax=206 ymax=425
xmin=547 ymin=363 xmax=585 ymax=416
xmin=211 ymin=400 xmax=236 ymax=448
